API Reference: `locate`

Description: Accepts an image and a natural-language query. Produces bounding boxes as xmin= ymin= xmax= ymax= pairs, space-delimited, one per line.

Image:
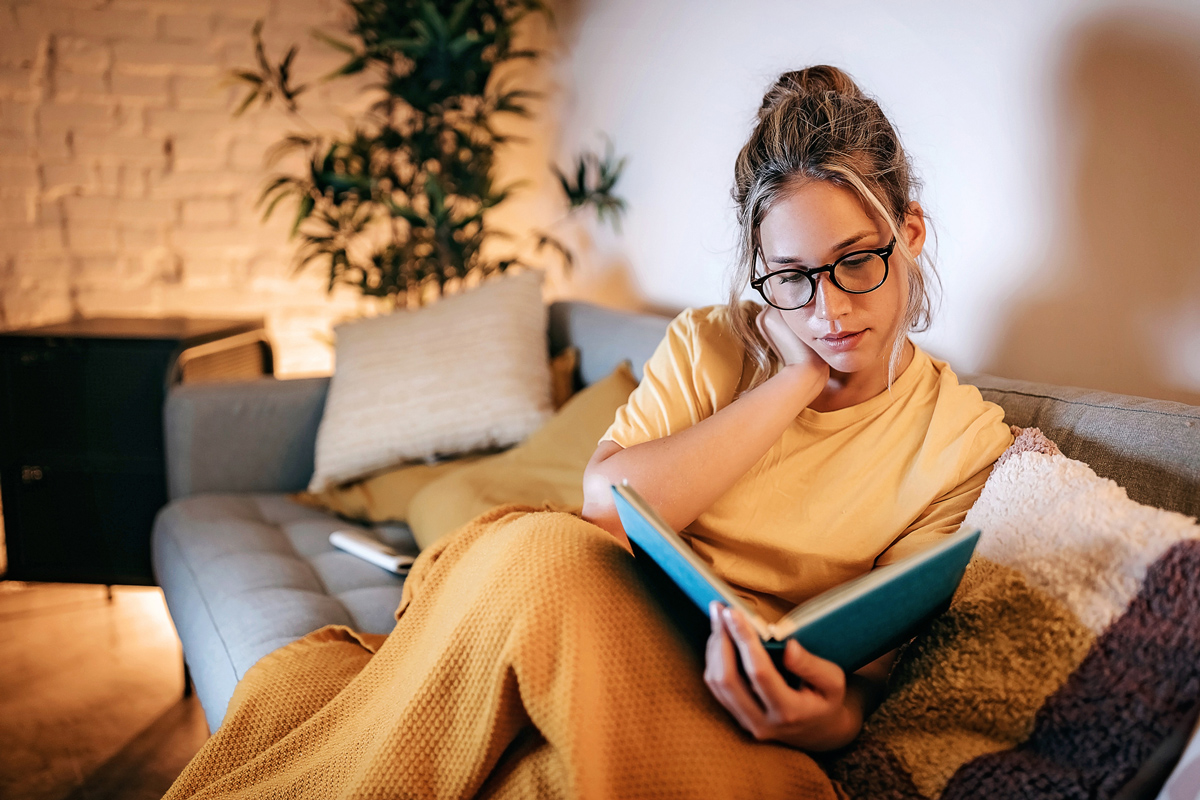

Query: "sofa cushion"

xmin=151 ymin=493 xmax=413 ymax=732
xmin=289 ymin=454 xmax=487 ymax=525
xmin=308 ymin=269 xmax=554 ymax=492
xmin=405 ymin=361 xmax=640 ymax=548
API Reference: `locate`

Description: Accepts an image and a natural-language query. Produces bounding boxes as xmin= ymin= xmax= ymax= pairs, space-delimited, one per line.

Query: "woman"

xmin=582 ymin=64 xmax=1011 ymax=752
xmin=165 ymin=66 xmax=1011 ymax=800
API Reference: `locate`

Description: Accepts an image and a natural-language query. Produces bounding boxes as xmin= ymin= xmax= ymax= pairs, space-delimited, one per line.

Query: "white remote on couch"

xmin=329 ymin=529 xmax=416 ymax=574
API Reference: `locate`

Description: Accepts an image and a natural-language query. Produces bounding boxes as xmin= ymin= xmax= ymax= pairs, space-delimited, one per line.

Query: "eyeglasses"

xmin=751 ymin=237 xmax=896 ymax=310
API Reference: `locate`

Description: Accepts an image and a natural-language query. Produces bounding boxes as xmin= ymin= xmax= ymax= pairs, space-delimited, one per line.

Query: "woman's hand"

xmin=704 ymin=602 xmax=862 ymax=752
xmin=755 ymin=306 xmax=829 ymax=382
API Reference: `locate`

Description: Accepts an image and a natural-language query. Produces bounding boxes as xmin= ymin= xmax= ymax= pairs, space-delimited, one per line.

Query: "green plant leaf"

xmin=447 ymin=0 xmax=475 ymax=34
xmin=448 ymin=31 xmax=481 ymax=58
xmin=232 ymin=87 xmax=261 ymax=117
xmin=326 ymin=56 xmax=366 ymax=80
xmin=310 ymin=28 xmax=356 ymax=54
xmin=259 ymin=190 xmax=293 ymax=222
xmin=291 ymin=194 xmax=315 ymax=237
xmin=225 ymin=70 xmax=264 ymax=86
xmin=386 ymin=199 xmax=428 ymax=228
xmin=230 ymin=0 xmax=555 ymax=299
xmin=534 ymin=231 xmax=574 ymax=271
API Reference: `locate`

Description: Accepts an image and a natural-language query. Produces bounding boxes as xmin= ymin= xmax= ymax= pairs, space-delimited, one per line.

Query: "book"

xmin=610 ymin=482 xmax=980 ymax=676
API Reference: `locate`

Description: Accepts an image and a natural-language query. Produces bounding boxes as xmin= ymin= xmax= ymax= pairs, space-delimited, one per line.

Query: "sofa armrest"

xmin=164 ymin=376 xmax=330 ymax=500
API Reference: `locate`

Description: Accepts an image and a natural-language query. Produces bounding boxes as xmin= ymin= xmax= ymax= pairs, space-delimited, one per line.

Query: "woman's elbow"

xmin=581 ymin=444 xmax=631 ymax=550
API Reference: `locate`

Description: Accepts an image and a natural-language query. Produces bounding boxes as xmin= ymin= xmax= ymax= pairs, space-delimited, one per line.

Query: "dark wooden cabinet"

xmin=0 ymin=317 xmax=272 ymax=585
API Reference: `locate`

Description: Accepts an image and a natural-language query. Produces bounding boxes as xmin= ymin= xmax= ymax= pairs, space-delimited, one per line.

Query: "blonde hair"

xmin=728 ymin=65 xmax=939 ymax=393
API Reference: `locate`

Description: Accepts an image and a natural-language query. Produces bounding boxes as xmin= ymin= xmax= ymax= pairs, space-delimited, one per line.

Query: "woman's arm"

xmin=582 ymin=308 xmax=828 ymax=547
xmin=581 ymin=361 xmax=824 ymax=547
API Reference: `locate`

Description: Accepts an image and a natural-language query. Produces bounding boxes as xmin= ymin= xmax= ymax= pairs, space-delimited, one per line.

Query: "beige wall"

xmin=2 ymin=0 xmax=1198 ymax=403
xmin=549 ymin=0 xmax=1200 ymax=404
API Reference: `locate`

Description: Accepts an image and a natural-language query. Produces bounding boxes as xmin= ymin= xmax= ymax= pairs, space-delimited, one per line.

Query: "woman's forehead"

xmin=758 ymin=183 xmax=886 ymax=258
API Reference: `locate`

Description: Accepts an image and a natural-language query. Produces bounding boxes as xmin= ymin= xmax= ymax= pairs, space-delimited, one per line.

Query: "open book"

xmin=611 ymin=482 xmax=980 ymax=675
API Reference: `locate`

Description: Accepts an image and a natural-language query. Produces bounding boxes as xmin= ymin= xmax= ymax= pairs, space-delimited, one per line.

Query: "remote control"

xmin=329 ymin=529 xmax=416 ymax=574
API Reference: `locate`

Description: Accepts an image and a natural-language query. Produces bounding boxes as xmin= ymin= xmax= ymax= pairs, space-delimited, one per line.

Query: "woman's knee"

xmin=494 ymin=510 xmax=633 ymax=587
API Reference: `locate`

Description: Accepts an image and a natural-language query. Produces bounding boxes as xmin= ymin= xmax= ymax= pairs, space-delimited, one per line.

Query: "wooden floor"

xmin=0 ymin=581 xmax=210 ymax=800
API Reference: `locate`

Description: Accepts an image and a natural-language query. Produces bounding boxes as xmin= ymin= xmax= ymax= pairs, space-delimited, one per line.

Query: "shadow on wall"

xmin=985 ymin=11 xmax=1200 ymax=406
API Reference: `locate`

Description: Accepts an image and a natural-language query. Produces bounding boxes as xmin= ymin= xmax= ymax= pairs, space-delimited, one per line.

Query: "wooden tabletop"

xmin=0 ymin=316 xmax=264 ymax=347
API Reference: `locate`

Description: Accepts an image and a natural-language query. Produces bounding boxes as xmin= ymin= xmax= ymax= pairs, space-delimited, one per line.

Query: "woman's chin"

xmin=815 ymin=348 xmax=872 ymax=375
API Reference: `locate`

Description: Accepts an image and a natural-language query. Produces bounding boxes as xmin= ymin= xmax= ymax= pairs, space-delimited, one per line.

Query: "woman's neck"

xmin=808 ymin=339 xmax=916 ymax=413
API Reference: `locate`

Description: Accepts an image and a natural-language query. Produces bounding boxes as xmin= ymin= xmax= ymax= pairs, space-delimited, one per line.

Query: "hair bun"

xmin=759 ymin=65 xmax=865 ymax=117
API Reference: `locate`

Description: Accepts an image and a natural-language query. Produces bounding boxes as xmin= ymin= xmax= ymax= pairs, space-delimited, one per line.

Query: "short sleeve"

xmin=599 ymin=306 xmax=744 ymax=449
xmin=875 ymin=389 xmax=1013 ymax=567
xmin=874 ymin=462 xmax=993 ymax=566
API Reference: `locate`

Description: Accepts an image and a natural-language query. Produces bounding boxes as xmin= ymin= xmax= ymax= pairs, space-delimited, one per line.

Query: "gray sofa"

xmin=150 ymin=301 xmax=1200 ymax=789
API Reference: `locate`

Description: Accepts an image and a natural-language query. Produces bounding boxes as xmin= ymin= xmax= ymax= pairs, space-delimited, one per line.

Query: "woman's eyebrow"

xmin=767 ymin=230 xmax=877 ymax=264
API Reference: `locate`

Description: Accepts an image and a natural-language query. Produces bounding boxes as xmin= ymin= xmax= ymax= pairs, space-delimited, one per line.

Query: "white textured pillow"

xmin=308 ymin=270 xmax=553 ymax=492
xmin=964 ymin=439 xmax=1199 ymax=634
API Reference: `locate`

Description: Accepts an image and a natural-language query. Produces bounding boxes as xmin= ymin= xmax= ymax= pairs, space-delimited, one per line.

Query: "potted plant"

xmin=228 ymin=0 xmax=626 ymax=307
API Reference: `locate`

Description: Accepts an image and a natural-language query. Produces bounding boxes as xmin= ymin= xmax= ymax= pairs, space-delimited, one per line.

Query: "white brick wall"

xmin=0 ymin=0 xmax=567 ymax=377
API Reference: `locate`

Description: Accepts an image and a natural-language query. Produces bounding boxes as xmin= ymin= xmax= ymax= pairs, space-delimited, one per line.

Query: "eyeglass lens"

xmin=762 ymin=252 xmax=888 ymax=309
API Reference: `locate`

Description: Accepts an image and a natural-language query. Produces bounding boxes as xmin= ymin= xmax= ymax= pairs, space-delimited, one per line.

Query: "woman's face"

xmin=757 ymin=181 xmax=926 ymax=376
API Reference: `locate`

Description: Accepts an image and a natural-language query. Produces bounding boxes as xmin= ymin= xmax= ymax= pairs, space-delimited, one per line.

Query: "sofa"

xmin=150 ymin=300 xmax=1200 ymax=795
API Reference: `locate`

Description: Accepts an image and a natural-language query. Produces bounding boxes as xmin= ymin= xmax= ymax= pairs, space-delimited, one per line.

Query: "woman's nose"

xmin=812 ymin=274 xmax=851 ymax=320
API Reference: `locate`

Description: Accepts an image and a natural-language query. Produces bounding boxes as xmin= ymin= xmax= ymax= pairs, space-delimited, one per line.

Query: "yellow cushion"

xmin=550 ymin=346 xmax=580 ymax=410
xmin=406 ymin=361 xmax=639 ymax=549
xmin=289 ymin=455 xmax=486 ymax=523
xmin=290 ymin=347 xmax=582 ymax=522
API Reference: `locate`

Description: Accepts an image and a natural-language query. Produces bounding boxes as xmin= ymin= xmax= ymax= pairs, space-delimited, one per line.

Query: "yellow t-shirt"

xmin=600 ymin=304 xmax=1013 ymax=622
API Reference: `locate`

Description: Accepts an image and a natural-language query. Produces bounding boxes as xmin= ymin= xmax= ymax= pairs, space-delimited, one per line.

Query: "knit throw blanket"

xmin=824 ymin=427 xmax=1200 ymax=799
xmin=163 ymin=506 xmax=837 ymax=800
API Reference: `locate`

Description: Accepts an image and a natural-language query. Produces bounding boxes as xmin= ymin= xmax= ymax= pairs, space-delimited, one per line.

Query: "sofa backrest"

xmin=165 ymin=300 xmax=1198 ymax=516
xmin=961 ymin=373 xmax=1199 ymax=519
xmin=548 ymin=301 xmax=671 ymax=386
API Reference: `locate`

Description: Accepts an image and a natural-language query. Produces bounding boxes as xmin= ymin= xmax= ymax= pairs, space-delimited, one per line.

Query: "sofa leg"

xmin=183 ymin=657 xmax=193 ymax=699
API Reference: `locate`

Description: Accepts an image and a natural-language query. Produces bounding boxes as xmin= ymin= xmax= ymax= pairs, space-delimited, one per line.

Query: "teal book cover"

xmin=611 ymin=483 xmax=980 ymax=675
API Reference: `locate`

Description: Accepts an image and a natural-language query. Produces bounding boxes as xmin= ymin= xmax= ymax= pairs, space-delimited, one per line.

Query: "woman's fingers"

xmin=782 ymin=638 xmax=846 ymax=698
xmin=755 ymin=307 xmax=789 ymax=363
xmin=720 ymin=606 xmax=794 ymax=715
xmin=705 ymin=603 xmax=768 ymax=737
xmin=704 ymin=605 xmax=854 ymax=745
xmin=755 ymin=307 xmax=782 ymax=361
xmin=755 ymin=307 xmax=827 ymax=376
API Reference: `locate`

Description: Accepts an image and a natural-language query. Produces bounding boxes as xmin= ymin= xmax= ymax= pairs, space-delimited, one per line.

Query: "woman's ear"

xmin=902 ymin=202 xmax=927 ymax=259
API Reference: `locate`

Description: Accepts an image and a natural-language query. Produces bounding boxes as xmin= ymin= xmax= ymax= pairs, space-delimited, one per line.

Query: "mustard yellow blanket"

xmin=164 ymin=506 xmax=837 ymax=800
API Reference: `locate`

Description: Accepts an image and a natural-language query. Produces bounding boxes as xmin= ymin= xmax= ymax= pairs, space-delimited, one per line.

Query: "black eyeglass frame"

xmin=750 ymin=236 xmax=897 ymax=310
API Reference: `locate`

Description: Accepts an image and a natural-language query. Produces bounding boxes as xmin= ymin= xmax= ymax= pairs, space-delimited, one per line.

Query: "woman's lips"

xmin=816 ymin=329 xmax=866 ymax=352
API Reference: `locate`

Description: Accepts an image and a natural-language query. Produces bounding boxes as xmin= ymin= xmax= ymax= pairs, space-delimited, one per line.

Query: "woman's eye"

xmin=841 ymin=256 xmax=871 ymax=269
xmin=778 ymin=272 xmax=806 ymax=284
